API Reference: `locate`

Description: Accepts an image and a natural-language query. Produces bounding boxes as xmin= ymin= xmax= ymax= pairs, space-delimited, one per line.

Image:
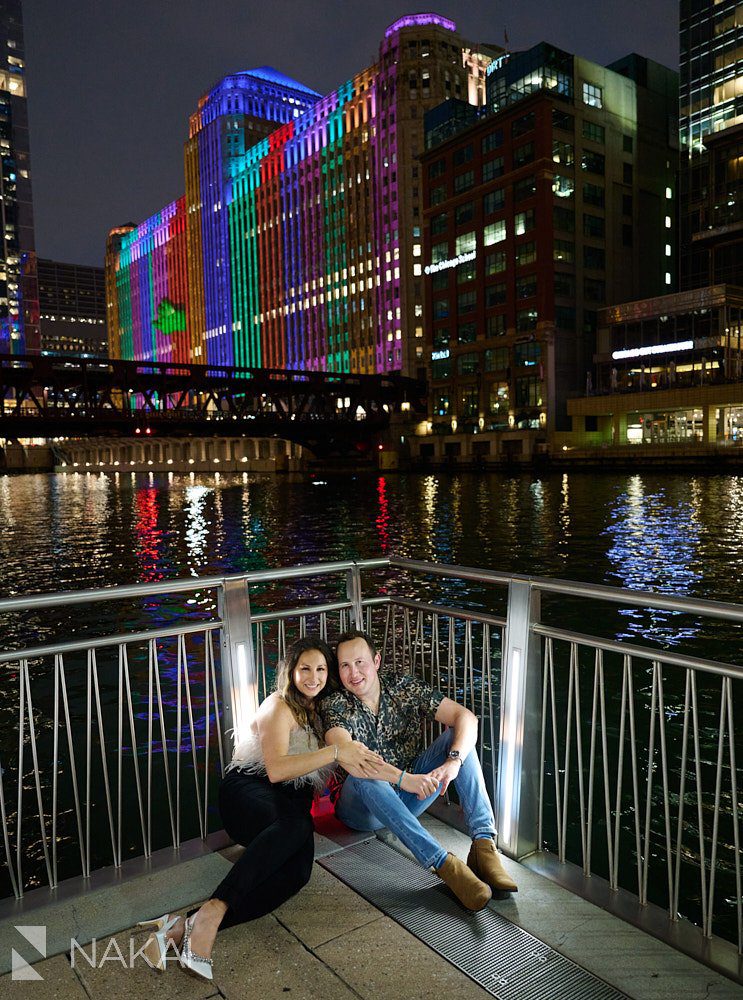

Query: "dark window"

xmin=552 ymin=108 xmax=574 ymax=131
xmin=584 ymin=277 xmax=605 ymax=301
xmin=583 ymin=182 xmax=604 ymax=207
xmin=432 ymin=357 xmax=451 ymax=379
xmin=553 ymin=238 xmax=574 ymax=263
xmin=428 ymin=158 xmax=445 ymax=179
xmin=485 ymin=250 xmax=507 ymax=275
xmin=516 ymin=308 xmax=538 ymax=332
xmin=553 ymin=205 xmax=575 ymax=232
xmin=584 ymin=245 xmax=605 ymax=269
xmin=622 ymin=194 xmax=633 ymax=216
xmin=485 ymin=347 xmax=509 ymax=371
xmin=554 ymin=272 xmax=575 ymax=296
xmin=431 ymin=212 xmax=448 ymax=235
xmin=514 ymin=142 xmax=535 ymax=167
xmin=483 ymin=156 xmax=505 ymax=182
xmin=457 ymin=352 xmax=479 ymax=374
xmin=485 ymin=282 xmax=507 ymax=307
xmin=457 ymin=290 xmax=476 ymax=313
xmin=430 ymin=184 xmax=446 ymax=205
xmin=456 ymin=259 xmax=476 ymax=284
xmin=487 ymin=313 xmax=507 ymax=336
xmin=432 ymin=271 xmax=449 ymax=291
xmin=454 ymin=170 xmax=474 ymax=193
xmin=514 ymin=341 xmax=542 ymax=366
xmin=512 ymin=111 xmax=535 ymax=137
xmin=483 ymin=188 xmax=505 ymax=214
xmin=434 ymin=298 xmax=449 ymax=319
xmin=555 ymin=306 xmax=576 ymax=329
xmin=514 ymin=176 xmax=536 ymax=202
xmin=583 ymin=213 xmax=605 ymax=238
xmin=581 ymin=150 xmax=605 ymax=175
xmin=455 ymin=201 xmax=474 ymax=225
xmin=623 ymin=134 xmax=633 ymax=153
xmin=515 ymin=240 xmax=536 ymax=266
xmin=482 ymin=129 xmax=504 ymax=153
xmin=622 ymin=223 xmax=633 ymax=247
xmin=453 ymin=144 xmax=473 ymax=165
xmin=515 ymin=376 xmax=542 ymax=406
xmin=516 ymin=274 xmax=537 ymax=299
xmin=457 ymin=321 xmax=476 ymax=343
xmin=433 ymin=327 xmax=449 ymax=348
xmin=582 ymin=120 xmax=605 ymax=143
xmin=623 ymin=162 xmax=633 ymax=184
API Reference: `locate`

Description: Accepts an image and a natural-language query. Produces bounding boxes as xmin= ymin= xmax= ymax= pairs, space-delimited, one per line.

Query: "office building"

xmin=107 ymin=15 xmax=497 ymax=377
xmin=33 ymin=255 xmax=107 ymax=356
xmin=0 ymin=0 xmax=37 ymax=354
xmin=411 ymin=43 xmax=678 ymax=463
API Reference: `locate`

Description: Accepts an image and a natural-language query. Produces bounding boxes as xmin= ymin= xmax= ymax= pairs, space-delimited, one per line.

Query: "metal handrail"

xmin=1 ymin=555 xmax=741 ymax=976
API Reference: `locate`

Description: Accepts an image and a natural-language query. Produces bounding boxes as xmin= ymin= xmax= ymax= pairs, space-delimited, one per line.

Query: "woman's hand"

xmin=401 ymin=771 xmax=440 ymax=801
xmin=336 ymin=740 xmax=385 ymax=778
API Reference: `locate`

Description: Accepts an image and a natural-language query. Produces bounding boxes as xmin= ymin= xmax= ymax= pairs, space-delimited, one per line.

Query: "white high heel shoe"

xmin=138 ymin=913 xmax=182 ymax=972
xmin=179 ymin=914 xmax=214 ymax=982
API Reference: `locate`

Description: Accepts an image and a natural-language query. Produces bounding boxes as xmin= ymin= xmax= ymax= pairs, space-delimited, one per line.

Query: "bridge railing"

xmin=0 ymin=557 xmax=741 ymax=976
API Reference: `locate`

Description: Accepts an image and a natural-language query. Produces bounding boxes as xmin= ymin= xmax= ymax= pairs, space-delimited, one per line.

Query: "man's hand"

xmin=428 ymin=758 xmax=462 ymax=796
xmin=336 ymin=740 xmax=385 ymax=778
xmin=401 ymin=771 xmax=440 ymax=800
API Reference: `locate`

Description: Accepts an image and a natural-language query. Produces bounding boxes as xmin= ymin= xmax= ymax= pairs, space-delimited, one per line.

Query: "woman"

xmin=139 ymin=635 xmax=383 ymax=982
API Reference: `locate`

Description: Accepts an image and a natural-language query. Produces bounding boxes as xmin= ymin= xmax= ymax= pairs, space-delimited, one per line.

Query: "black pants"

xmin=208 ymin=768 xmax=315 ymax=930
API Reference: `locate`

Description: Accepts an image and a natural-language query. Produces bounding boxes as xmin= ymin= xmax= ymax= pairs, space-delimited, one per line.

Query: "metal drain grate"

xmin=319 ymin=839 xmax=629 ymax=1000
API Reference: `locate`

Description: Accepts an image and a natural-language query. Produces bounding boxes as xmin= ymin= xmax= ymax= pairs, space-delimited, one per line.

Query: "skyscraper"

xmin=680 ymin=0 xmax=743 ymax=288
xmin=0 ymin=0 xmax=37 ymax=354
xmin=106 ymin=15 xmax=496 ymax=377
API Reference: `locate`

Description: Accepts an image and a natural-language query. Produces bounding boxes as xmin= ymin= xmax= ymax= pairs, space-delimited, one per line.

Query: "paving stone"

xmin=0 ymin=954 xmax=88 ymax=998
xmin=273 ymin=863 xmax=382 ymax=948
xmin=70 ymin=923 xmax=219 ymax=1000
xmin=315 ymin=914 xmax=492 ymax=1000
xmin=214 ymin=913 xmax=357 ymax=999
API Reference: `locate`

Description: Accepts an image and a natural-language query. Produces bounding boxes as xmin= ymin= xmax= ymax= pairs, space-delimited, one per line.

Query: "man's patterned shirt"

xmin=319 ymin=673 xmax=444 ymax=770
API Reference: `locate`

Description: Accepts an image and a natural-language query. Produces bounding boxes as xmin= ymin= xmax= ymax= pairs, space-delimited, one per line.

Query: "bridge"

xmin=0 ymin=354 xmax=426 ymax=456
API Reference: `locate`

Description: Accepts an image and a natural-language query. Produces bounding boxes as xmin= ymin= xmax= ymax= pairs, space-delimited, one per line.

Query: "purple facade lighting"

xmin=385 ymin=13 xmax=456 ymax=37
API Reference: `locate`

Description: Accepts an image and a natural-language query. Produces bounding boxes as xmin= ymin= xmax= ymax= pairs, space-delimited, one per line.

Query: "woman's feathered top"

xmin=226 ymin=725 xmax=333 ymax=791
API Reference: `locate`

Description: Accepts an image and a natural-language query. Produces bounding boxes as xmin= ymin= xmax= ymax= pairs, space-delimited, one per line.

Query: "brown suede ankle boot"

xmin=435 ymin=853 xmax=492 ymax=911
xmin=467 ymin=837 xmax=518 ymax=893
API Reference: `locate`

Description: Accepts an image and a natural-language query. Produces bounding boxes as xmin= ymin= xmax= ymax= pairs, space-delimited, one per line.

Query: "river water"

xmin=0 ymin=469 xmax=741 ymax=943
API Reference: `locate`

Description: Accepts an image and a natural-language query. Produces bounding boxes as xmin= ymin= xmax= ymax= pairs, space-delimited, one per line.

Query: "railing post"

xmin=496 ymin=579 xmax=542 ymax=860
xmin=346 ymin=563 xmax=363 ymax=630
xmin=218 ymin=578 xmax=258 ymax=758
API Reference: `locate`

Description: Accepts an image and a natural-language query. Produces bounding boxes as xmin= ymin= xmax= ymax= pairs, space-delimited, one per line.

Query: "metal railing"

xmin=1 ymin=556 xmax=741 ymax=976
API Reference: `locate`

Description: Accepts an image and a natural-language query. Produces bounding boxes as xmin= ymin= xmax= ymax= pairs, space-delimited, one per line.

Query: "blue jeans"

xmin=335 ymin=730 xmax=496 ymax=870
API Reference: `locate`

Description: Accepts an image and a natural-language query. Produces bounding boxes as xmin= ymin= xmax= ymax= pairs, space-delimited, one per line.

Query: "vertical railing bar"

xmin=572 ymin=645 xmax=587 ymax=872
xmin=672 ymin=669 xmax=692 ymax=922
xmin=706 ymin=679 xmax=729 ymax=938
xmin=464 ymin=620 xmax=473 ymax=714
xmin=152 ymin=640 xmax=177 ymax=849
xmin=690 ymin=671 xmax=708 ymax=933
xmin=22 ymin=659 xmax=54 ymax=888
xmin=91 ymin=649 xmax=118 ymax=867
xmin=391 ymin=602 xmax=397 ymax=671
xmin=176 ymin=634 xmax=183 ymax=847
xmin=487 ymin=625 xmax=500 ymax=810
xmin=122 ymin=645 xmax=148 ymax=857
xmin=0 ymin=750 xmax=20 ymax=898
xmin=59 ymin=654 xmax=86 ymax=874
xmin=257 ymin=624 xmax=267 ymax=701
xmin=612 ymin=656 xmax=630 ymax=890
xmin=116 ymin=647 xmax=123 ymax=872
xmin=319 ymin=610 xmax=328 ymax=643
xmin=586 ymin=648 xmax=600 ymax=877
xmin=723 ymin=678 xmax=742 ymax=954
xmin=181 ymin=633 xmax=205 ymax=840
xmin=15 ymin=660 xmax=25 ymax=891
xmin=52 ymin=653 xmax=60 ymax=886
xmin=549 ymin=638 xmax=563 ymax=859
xmin=85 ymin=649 xmax=92 ymax=878
xmin=147 ymin=639 xmax=154 ymax=856
xmin=448 ymin=617 xmax=456 ymax=704
xmin=537 ymin=637 xmax=550 ymax=851
xmin=560 ymin=643 xmax=576 ymax=863
xmin=655 ymin=665 xmax=674 ymax=916
xmin=597 ymin=651 xmax=614 ymax=885
xmin=383 ymin=602 xmax=392 ymax=668
xmin=626 ymin=656 xmax=643 ymax=896
xmin=209 ymin=630 xmax=225 ymax=776
xmin=478 ymin=625 xmax=488 ymax=771
xmin=278 ymin=618 xmax=286 ymax=661
xmin=641 ymin=661 xmax=660 ymax=906
xmin=203 ymin=631 xmax=211 ymax=836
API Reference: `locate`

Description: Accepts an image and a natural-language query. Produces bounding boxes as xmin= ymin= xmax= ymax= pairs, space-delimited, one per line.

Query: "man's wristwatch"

xmin=447 ymin=750 xmax=464 ymax=766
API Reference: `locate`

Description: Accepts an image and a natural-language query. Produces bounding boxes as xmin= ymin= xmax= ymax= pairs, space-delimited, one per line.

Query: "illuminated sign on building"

xmin=431 ymin=349 xmax=450 ymax=361
xmin=612 ymin=340 xmax=694 ymax=361
xmin=486 ymin=54 xmax=509 ymax=76
xmin=385 ymin=14 xmax=456 ymax=38
xmin=424 ymin=250 xmax=476 ymax=275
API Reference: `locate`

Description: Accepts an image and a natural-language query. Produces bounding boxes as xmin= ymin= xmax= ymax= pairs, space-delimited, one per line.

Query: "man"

xmin=320 ymin=629 xmax=517 ymax=911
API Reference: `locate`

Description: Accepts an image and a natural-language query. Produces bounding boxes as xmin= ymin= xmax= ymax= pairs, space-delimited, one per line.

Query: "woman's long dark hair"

xmin=274 ymin=636 xmax=338 ymax=735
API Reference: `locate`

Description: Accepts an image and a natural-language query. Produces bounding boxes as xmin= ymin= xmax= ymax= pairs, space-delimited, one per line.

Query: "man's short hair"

xmin=335 ymin=628 xmax=378 ymax=660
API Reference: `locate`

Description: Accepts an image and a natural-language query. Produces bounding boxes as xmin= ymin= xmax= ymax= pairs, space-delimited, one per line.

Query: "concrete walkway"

xmin=1 ymin=813 xmax=741 ymax=1000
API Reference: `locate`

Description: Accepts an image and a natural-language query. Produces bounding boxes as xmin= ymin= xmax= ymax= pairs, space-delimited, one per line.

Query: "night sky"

xmin=23 ymin=1 xmax=679 ymax=268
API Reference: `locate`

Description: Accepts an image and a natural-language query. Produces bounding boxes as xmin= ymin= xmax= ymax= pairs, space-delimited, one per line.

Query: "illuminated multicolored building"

xmin=107 ymin=15 xmax=497 ymax=376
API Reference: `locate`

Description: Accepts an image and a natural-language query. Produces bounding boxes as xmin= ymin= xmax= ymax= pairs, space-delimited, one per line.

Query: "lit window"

xmin=665 ymin=216 xmax=672 ymax=228
xmin=665 ymin=272 xmax=672 ymax=284
xmin=665 ymin=187 xmax=672 ymax=199
xmin=665 ymin=244 xmax=671 ymax=257
xmin=582 ymin=82 xmax=602 ymax=108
